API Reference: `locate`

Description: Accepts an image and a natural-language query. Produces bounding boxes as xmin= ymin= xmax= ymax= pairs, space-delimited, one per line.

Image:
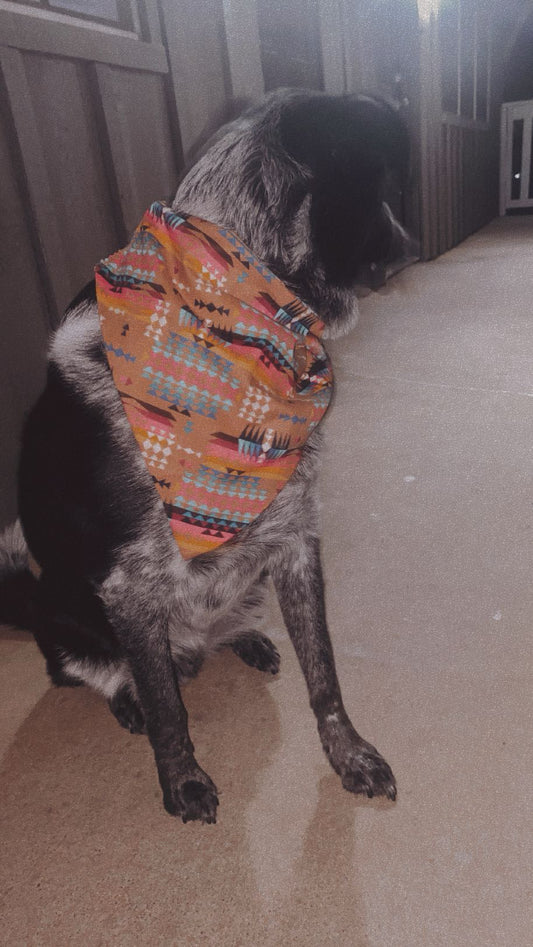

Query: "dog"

xmin=0 ymin=90 xmax=412 ymax=823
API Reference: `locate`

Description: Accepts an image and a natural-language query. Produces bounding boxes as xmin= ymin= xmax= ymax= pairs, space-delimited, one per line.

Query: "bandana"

xmin=95 ymin=202 xmax=333 ymax=558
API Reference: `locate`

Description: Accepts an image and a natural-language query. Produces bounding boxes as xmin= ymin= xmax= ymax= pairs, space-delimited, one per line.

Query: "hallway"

xmin=1 ymin=217 xmax=532 ymax=945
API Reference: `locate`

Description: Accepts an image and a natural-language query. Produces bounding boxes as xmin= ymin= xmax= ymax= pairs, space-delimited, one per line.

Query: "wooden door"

xmin=0 ymin=0 xmax=184 ymax=525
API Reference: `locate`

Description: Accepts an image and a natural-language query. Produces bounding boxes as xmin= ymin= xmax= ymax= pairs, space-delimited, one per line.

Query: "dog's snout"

xmin=357 ymin=203 xmax=417 ymax=289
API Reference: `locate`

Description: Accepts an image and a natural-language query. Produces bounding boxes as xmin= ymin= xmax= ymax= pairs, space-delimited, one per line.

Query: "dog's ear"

xmin=279 ymin=96 xmax=409 ymax=285
xmin=279 ymin=95 xmax=408 ymax=179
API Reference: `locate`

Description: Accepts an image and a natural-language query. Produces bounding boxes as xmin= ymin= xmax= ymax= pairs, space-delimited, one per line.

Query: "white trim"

xmin=0 ymin=5 xmax=167 ymax=71
xmin=500 ymin=100 xmax=533 ymax=213
xmin=442 ymin=111 xmax=489 ymax=131
xmin=520 ymin=114 xmax=533 ymax=202
xmin=502 ymin=98 xmax=533 ymax=109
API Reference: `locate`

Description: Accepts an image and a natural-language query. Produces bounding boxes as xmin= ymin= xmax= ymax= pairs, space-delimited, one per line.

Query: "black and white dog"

xmin=0 ymin=90 xmax=412 ymax=823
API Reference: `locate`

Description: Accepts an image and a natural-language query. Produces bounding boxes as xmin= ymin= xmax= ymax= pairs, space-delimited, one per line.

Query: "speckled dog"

xmin=0 ymin=90 xmax=410 ymax=823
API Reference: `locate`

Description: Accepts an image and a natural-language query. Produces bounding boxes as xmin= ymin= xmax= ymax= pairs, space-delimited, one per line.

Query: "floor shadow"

xmin=1 ymin=647 xmax=381 ymax=945
xmin=0 ymin=649 xmax=283 ymax=942
xmin=270 ymin=774 xmax=383 ymax=947
xmin=0 ymin=623 xmax=33 ymax=643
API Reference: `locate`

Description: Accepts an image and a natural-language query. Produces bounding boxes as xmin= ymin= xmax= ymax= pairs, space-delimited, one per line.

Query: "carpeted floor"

xmin=1 ymin=216 xmax=532 ymax=946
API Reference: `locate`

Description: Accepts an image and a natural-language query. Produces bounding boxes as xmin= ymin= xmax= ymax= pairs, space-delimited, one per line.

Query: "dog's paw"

xmin=231 ymin=633 xmax=280 ymax=674
xmin=338 ymin=744 xmax=397 ymax=800
xmin=173 ymin=649 xmax=204 ymax=684
xmin=320 ymin=716 xmax=396 ymax=801
xmin=108 ymin=686 xmax=146 ymax=734
xmin=160 ymin=769 xmax=219 ymax=824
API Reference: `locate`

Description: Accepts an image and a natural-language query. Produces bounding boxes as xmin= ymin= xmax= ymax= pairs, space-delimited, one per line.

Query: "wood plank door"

xmin=0 ymin=0 xmax=184 ymax=525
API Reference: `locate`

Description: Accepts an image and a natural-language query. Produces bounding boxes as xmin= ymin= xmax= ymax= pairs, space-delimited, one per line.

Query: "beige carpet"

xmin=1 ymin=216 xmax=532 ymax=946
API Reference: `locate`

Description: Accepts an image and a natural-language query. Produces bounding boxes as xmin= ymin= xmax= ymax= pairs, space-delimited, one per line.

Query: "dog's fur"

xmin=0 ymin=90 xmax=411 ymax=823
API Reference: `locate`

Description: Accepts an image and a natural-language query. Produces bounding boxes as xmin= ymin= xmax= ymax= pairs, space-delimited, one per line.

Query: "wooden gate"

xmin=0 ymin=0 xmax=189 ymax=523
xmin=500 ymin=99 xmax=533 ymax=214
xmin=0 ymin=1 xmax=186 ymax=326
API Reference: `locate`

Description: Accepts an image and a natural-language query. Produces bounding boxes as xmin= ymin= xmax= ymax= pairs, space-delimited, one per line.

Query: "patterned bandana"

xmin=95 ymin=202 xmax=333 ymax=558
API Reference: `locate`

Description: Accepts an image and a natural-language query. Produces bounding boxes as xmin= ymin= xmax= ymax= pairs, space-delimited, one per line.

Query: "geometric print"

xmin=195 ymin=263 xmax=227 ymax=296
xmin=153 ymin=331 xmax=239 ymax=388
xmin=95 ymin=203 xmax=333 ymax=558
xmin=237 ymin=383 xmax=271 ymax=424
xmin=144 ymin=300 xmax=170 ymax=342
xmin=141 ymin=427 xmax=175 ymax=470
xmin=141 ymin=367 xmax=233 ymax=419
xmin=182 ymin=464 xmax=268 ymax=501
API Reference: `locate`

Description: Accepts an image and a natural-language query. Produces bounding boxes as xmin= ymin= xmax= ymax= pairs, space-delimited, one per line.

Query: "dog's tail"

xmin=0 ymin=521 xmax=39 ymax=632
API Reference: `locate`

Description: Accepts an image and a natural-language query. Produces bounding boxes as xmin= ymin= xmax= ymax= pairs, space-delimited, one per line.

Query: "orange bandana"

xmin=95 ymin=203 xmax=333 ymax=558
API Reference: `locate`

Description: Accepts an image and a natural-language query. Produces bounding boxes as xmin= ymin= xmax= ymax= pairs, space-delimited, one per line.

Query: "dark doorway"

xmin=504 ymin=12 xmax=533 ymax=101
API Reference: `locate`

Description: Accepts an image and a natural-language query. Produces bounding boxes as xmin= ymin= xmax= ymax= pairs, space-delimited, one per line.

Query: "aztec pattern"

xmin=95 ymin=203 xmax=333 ymax=558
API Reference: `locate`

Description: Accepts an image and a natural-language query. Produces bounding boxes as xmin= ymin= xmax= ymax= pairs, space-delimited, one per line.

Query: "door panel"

xmin=0 ymin=0 xmax=183 ymax=526
xmin=500 ymin=100 xmax=533 ymax=212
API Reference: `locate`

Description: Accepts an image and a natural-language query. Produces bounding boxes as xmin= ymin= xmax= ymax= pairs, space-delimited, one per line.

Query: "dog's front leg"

xmin=129 ymin=636 xmax=218 ymax=823
xmin=99 ymin=558 xmax=218 ymax=823
xmin=271 ymin=536 xmax=396 ymax=800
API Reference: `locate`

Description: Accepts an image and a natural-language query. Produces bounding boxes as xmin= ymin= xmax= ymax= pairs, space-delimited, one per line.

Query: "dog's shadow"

xmin=1 ymin=647 xmax=282 ymax=815
xmin=1 ymin=646 xmax=374 ymax=943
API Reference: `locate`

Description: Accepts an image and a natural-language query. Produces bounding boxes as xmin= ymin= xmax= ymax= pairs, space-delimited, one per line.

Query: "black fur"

xmin=1 ymin=90 xmax=411 ymax=822
xmin=279 ymin=95 xmax=409 ymax=285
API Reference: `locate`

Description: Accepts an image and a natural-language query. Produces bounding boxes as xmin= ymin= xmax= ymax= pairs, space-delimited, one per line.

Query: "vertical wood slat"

xmin=159 ymin=0 xmax=232 ymax=163
xmin=317 ymin=0 xmax=345 ymax=93
xmin=469 ymin=130 xmax=475 ymax=234
xmin=445 ymin=122 xmax=453 ymax=250
xmin=0 ymin=80 xmax=49 ymax=526
xmin=499 ymin=105 xmax=509 ymax=215
xmin=449 ymin=125 xmax=455 ymax=248
xmin=222 ymin=0 xmax=264 ymax=101
xmin=0 ymin=46 xmax=71 ymax=326
xmin=93 ymin=62 xmax=140 ymax=236
xmin=449 ymin=126 xmax=455 ymax=248
xmin=419 ymin=12 xmax=446 ymax=260
xmin=468 ymin=132 xmax=474 ymax=233
xmin=340 ymin=1 xmax=372 ymax=92
xmin=23 ymin=54 xmax=126 ymax=303
xmin=431 ymin=17 xmax=442 ymax=259
xmin=474 ymin=131 xmax=482 ymax=229
xmin=455 ymin=127 xmax=461 ymax=246
xmin=438 ymin=122 xmax=448 ymax=255
xmin=93 ymin=63 xmax=181 ymax=235
xmin=140 ymin=0 xmax=163 ymax=44
xmin=458 ymin=127 xmax=464 ymax=243
xmin=418 ymin=18 xmax=433 ymax=259
xmin=470 ymin=132 xmax=476 ymax=231
xmin=463 ymin=129 xmax=469 ymax=239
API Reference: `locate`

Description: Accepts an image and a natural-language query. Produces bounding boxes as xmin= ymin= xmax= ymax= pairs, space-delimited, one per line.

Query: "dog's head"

xmin=176 ymin=90 xmax=413 ymax=337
